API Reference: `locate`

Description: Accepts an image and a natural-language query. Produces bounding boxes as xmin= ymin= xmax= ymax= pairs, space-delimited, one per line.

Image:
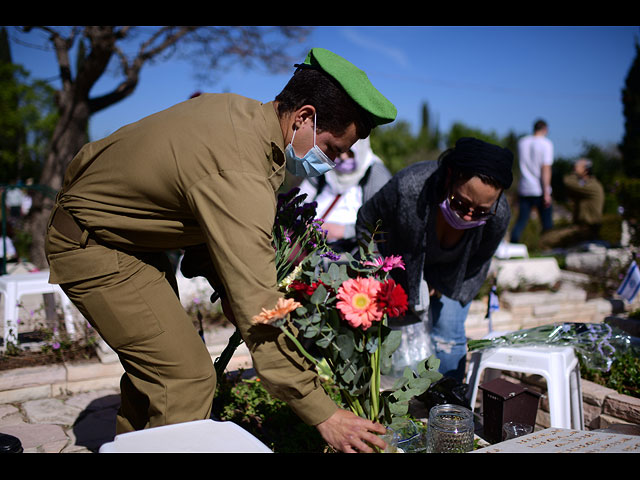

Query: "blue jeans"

xmin=429 ymin=294 xmax=471 ymax=383
xmin=510 ymin=195 xmax=553 ymax=243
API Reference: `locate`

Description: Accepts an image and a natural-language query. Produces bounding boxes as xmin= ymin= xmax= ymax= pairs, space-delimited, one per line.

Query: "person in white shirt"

xmin=510 ymin=119 xmax=554 ymax=243
xmin=298 ymin=137 xmax=391 ymax=254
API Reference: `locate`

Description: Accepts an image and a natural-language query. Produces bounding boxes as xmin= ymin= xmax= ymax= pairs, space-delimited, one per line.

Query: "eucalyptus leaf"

xmin=426 ymin=354 xmax=441 ymax=371
xmin=309 ymin=255 xmax=322 ymax=268
xmin=406 ymin=378 xmax=432 ymax=395
xmin=309 ymin=312 xmax=323 ymax=325
xmin=402 ymin=366 xmax=414 ymax=380
xmin=388 ymin=401 xmax=409 ymax=417
xmin=310 ymin=284 xmax=327 ymax=305
xmin=391 ymin=376 xmax=409 ymax=391
xmin=337 ymin=332 xmax=355 ymax=360
xmin=303 ymin=324 xmax=320 ymax=338
xmin=365 ymin=336 xmax=379 ymax=354
xmin=381 ymin=329 xmax=402 ymax=357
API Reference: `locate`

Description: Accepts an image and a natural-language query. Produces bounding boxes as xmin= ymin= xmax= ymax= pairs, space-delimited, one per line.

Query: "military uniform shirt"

xmin=54 ymin=93 xmax=338 ymax=426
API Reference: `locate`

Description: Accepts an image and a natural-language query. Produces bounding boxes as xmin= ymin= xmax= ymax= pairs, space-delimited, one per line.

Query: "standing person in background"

xmin=297 ymin=137 xmax=391 ymax=254
xmin=510 ymin=119 xmax=554 ymax=243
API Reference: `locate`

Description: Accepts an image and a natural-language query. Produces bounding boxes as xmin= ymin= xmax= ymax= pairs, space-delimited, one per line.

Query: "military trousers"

xmin=45 ymin=207 xmax=216 ymax=434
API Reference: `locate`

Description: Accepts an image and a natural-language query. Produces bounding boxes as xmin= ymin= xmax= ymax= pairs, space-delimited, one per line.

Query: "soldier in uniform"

xmin=45 ymin=48 xmax=396 ymax=453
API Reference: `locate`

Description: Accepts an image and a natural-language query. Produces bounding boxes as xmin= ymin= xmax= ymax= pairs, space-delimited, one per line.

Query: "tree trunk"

xmin=27 ymin=97 xmax=90 ymax=270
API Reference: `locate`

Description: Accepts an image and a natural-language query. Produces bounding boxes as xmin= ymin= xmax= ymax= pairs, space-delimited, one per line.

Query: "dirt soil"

xmin=0 ymin=344 xmax=98 ymax=372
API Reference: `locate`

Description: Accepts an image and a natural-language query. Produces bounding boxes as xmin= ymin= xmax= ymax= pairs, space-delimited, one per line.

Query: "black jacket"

xmin=356 ymin=160 xmax=510 ymax=307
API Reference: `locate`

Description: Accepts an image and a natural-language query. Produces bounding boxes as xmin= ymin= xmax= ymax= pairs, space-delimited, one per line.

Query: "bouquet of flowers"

xmin=253 ymin=188 xmax=442 ymax=428
xmin=467 ymin=322 xmax=634 ymax=372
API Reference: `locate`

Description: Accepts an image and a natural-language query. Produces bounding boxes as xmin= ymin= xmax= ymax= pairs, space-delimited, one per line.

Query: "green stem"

xmin=370 ymin=326 xmax=381 ymax=422
xmin=278 ymin=325 xmax=333 ymax=379
xmin=342 ymin=391 xmax=366 ymax=418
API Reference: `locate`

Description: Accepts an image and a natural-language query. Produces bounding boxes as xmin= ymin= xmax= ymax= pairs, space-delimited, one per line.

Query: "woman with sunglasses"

xmin=356 ymin=137 xmax=513 ymax=383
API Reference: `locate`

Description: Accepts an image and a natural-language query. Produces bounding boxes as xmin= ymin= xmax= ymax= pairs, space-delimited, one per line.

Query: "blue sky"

xmin=9 ymin=25 xmax=640 ymax=159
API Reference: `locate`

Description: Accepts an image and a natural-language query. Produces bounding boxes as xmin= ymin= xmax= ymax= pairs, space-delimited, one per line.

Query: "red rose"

xmin=289 ymin=280 xmax=330 ymax=297
xmin=290 ymin=280 xmax=315 ymax=296
xmin=376 ymin=279 xmax=408 ymax=317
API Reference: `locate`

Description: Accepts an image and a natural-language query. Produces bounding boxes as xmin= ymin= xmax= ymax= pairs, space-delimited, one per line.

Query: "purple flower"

xmin=321 ymin=250 xmax=341 ymax=261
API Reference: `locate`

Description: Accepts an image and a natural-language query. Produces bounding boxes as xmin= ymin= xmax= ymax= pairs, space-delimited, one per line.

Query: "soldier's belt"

xmin=50 ymin=206 xmax=99 ymax=247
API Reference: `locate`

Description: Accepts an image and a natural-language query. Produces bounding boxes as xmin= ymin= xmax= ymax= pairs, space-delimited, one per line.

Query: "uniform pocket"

xmin=48 ymin=246 xmax=119 ymax=284
xmin=83 ymin=279 xmax=165 ymax=349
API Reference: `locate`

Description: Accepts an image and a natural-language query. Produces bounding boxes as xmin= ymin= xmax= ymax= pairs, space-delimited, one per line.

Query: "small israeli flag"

xmin=617 ymin=260 xmax=640 ymax=303
xmin=488 ymin=286 xmax=500 ymax=313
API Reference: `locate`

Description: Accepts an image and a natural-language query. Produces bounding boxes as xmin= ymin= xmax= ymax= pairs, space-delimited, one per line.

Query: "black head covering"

xmin=444 ymin=137 xmax=514 ymax=189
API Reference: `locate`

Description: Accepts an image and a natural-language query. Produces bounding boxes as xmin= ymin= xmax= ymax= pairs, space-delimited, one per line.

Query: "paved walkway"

xmin=0 ymin=387 xmax=121 ymax=453
xmin=0 ymin=324 xmax=252 ymax=453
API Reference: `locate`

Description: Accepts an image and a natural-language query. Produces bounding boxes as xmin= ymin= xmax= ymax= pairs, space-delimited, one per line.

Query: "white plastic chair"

xmin=0 ymin=272 xmax=76 ymax=347
xmin=99 ymin=419 xmax=273 ymax=453
xmin=466 ymin=343 xmax=584 ymax=430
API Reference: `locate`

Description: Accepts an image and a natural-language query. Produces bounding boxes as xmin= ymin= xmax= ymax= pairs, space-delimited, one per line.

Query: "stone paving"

xmin=0 ymin=388 xmax=121 ymax=453
xmin=0 ymin=325 xmax=252 ymax=453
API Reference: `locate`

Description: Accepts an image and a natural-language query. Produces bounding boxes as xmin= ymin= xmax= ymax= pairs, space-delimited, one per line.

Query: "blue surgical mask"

xmin=285 ymin=114 xmax=335 ymax=177
xmin=439 ymin=198 xmax=487 ymax=230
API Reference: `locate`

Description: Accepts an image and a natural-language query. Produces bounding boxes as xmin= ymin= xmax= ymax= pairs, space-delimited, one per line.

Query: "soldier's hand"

xmin=315 ymin=408 xmax=387 ymax=453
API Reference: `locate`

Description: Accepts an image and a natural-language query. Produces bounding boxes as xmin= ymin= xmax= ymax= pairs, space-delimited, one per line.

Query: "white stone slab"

xmin=492 ymin=258 xmax=561 ymax=290
xmin=472 ymin=427 xmax=640 ymax=453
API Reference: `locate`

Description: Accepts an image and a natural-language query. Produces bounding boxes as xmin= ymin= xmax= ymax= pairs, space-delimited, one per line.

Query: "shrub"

xmin=580 ymin=347 xmax=640 ymax=398
xmin=212 ymin=371 xmax=341 ymax=453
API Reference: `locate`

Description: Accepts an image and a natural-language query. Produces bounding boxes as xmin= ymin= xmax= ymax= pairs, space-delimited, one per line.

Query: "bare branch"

xmin=88 ymin=27 xmax=201 ymax=114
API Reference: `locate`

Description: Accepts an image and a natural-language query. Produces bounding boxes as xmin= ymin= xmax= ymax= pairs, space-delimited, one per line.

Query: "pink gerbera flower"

xmin=336 ymin=277 xmax=384 ymax=330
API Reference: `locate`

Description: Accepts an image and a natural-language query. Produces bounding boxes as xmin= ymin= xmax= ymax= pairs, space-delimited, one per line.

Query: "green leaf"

xmin=402 ymin=366 xmax=414 ymax=380
xmin=389 ymin=400 xmax=409 ymax=417
xmin=309 ymin=255 xmax=322 ymax=268
xmin=336 ymin=332 xmax=355 ymax=360
xmin=381 ymin=329 xmax=402 ymax=356
xmin=365 ymin=335 xmax=379 ymax=354
xmin=426 ymin=354 xmax=441 ymax=371
xmin=328 ymin=262 xmax=341 ymax=281
xmin=406 ymin=378 xmax=433 ymax=395
xmin=315 ymin=335 xmax=332 ymax=349
xmin=391 ymin=376 xmax=409 ymax=391
xmin=309 ymin=284 xmax=327 ymax=305
xmin=303 ymin=323 xmax=320 ymax=338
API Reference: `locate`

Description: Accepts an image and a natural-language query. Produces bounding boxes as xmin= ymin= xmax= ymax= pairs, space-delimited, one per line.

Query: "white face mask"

xmin=285 ymin=114 xmax=335 ymax=177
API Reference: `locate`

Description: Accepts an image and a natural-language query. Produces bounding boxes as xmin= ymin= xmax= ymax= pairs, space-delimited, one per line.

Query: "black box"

xmin=479 ymin=377 xmax=541 ymax=444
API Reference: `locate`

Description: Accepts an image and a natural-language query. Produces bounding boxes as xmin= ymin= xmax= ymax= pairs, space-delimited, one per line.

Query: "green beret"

xmin=299 ymin=47 xmax=397 ymax=127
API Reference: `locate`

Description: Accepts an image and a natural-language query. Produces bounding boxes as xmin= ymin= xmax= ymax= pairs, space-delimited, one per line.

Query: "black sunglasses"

xmin=448 ymin=191 xmax=500 ymax=221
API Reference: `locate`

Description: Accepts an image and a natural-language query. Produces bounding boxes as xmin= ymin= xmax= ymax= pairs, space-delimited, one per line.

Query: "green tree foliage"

xmin=370 ymin=102 xmax=523 ymax=179
xmin=620 ymin=39 xmax=640 ymax=178
xmin=370 ymin=120 xmax=430 ymax=175
xmin=0 ymin=28 xmax=58 ymax=183
xmin=446 ymin=121 xmax=501 ymax=148
xmin=369 ymin=102 xmax=442 ymax=175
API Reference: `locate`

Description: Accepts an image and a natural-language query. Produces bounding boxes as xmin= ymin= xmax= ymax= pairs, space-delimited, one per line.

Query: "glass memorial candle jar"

xmin=425 ymin=404 xmax=474 ymax=453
